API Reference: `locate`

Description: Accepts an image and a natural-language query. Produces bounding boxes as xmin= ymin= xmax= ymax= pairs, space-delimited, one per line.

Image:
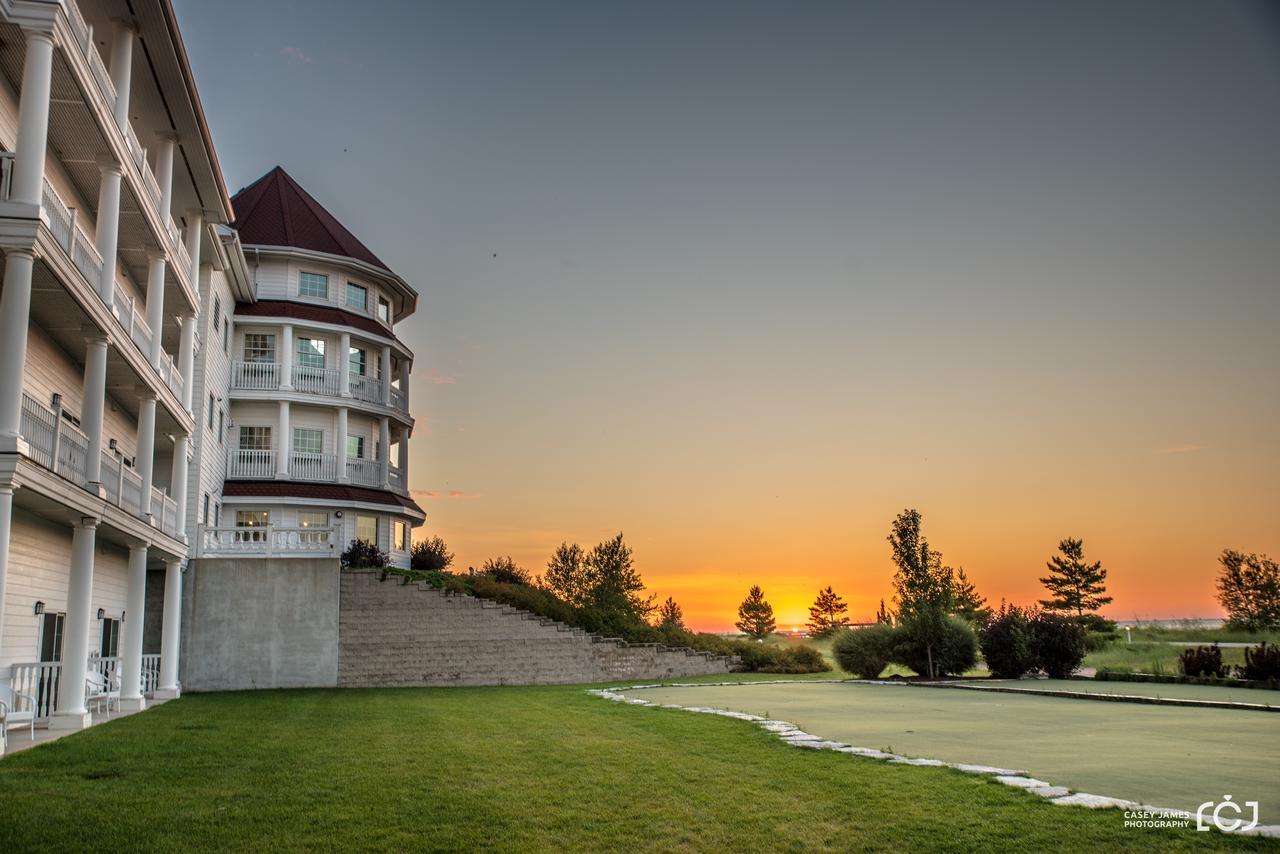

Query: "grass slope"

xmin=0 ymin=687 xmax=1267 ymax=851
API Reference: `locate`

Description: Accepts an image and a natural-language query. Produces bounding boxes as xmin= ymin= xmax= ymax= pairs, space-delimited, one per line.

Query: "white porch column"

xmin=155 ymin=133 xmax=177 ymax=220
xmin=336 ymin=406 xmax=349 ymax=483
xmin=118 ymin=544 xmax=147 ymax=711
xmin=276 ymin=400 xmax=291 ymax=478
xmin=52 ymin=518 xmax=98 ymax=729
xmin=136 ymin=393 xmax=157 ymax=518
xmin=178 ymin=314 xmax=195 ymax=412
xmin=171 ymin=434 xmax=189 ymax=540
xmin=379 ymin=416 xmax=390 ymax=487
xmin=400 ymin=426 xmax=410 ymax=488
xmin=95 ymin=161 xmax=124 ymax=302
xmin=144 ymin=252 xmax=166 ymax=368
xmin=183 ymin=210 xmax=203 ymax=285
xmin=82 ymin=334 xmax=109 ymax=490
xmin=0 ymin=251 xmax=35 ymax=450
xmin=279 ymin=324 xmax=294 ymax=390
xmin=0 ymin=487 xmax=13 ymax=659
xmin=10 ymin=29 xmax=54 ymax=206
xmin=108 ymin=21 xmax=135 ymax=130
xmin=338 ymin=331 xmax=351 ymax=397
xmin=398 ymin=359 xmax=410 ymax=409
xmin=154 ymin=558 xmax=182 ymax=699
xmin=380 ymin=345 xmax=392 ymax=404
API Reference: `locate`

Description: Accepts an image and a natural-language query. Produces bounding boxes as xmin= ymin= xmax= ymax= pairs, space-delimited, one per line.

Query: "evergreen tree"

xmin=875 ymin=598 xmax=893 ymax=625
xmin=806 ymin=586 xmax=850 ymax=637
xmin=952 ymin=567 xmax=992 ymax=625
xmin=543 ymin=542 xmax=591 ymax=606
xmin=656 ymin=596 xmax=686 ymax=631
xmin=1038 ymin=538 xmax=1112 ymax=621
xmin=736 ymin=585 xmax=776 ymax=639
xmin=888 ymin=508 xmax=955 ymax=678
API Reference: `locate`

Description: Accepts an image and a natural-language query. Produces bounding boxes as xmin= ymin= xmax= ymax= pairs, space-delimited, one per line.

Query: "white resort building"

xmin=0 ymin=0 xmax=422 ymax=747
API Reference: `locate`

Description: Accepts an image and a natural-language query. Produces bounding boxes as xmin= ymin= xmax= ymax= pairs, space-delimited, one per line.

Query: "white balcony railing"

xmin=389 ymin=385 xmax=407 ymax=412
xmin=227 ymin=449 xmax=277 ymax=479
xmin=388 ymin=465 xmax=406 ymax=492
xmin=6 ymin=654 xmax=162 ymax=724
xmin=291 ymin=451 xmax=338 ymax=482
xmin=293 ymin=364 xmax=340 ymax=396
xmin=20 ymin=393 xmax=89 ymax=487
xmin=350 ymin=375 xmax=384 ymax=404
xmin=195 ymin=525 xmax=338 ymax=558
xmin=232 ymin=361 xmax=278 ymax=389
xmin=346 ymin=457 xmax=385 ymax=488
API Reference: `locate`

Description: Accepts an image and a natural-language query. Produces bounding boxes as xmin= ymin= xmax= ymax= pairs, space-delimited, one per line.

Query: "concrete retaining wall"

xmin=182 ymin=558 xmax=341 ymax=691
xmin=338 ymin=570 xmax=734 ymax=687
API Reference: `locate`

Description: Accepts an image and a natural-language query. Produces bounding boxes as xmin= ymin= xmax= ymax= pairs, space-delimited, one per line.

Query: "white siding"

xmin=187 ymin=265 xmax=235 ymax=533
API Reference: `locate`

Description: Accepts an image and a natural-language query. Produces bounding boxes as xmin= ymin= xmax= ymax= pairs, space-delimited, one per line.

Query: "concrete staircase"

xmin=338 ymin=570 xmax=735 ymax=687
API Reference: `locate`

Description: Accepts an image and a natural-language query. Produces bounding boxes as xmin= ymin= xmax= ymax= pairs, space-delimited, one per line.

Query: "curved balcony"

xmin=226 ymin=449 xmax=397 ymax=491
xmin=229 ymin=361 xmax=408 ymax=416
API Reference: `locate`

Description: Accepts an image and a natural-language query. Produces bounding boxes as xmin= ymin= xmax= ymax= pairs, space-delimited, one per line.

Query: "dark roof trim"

xmin=222 ymin=481 xmax=425 ymax=517
xmin=234 ymin=300 xmax=409 ymax=350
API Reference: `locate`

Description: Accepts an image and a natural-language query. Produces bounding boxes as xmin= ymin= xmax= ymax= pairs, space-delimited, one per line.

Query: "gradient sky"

xmin=175 ymin=1 xmax=1279 ymax=630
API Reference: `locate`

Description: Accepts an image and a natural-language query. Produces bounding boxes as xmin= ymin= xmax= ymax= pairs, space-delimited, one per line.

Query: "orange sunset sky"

xmin=179 ymin=0 xmax=1280 ymax=631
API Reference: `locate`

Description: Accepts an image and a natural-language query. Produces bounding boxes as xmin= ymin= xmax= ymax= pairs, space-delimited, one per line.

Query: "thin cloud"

xmin=423 ymin=368 xmax=456 ymax=385
xmin=411 ymin=489 xmax=477 ymax=501
xmin=1155 ymin=444 xmax=1203 ymax=455
xmin=281 ymin=46 xmax=313 ymax=65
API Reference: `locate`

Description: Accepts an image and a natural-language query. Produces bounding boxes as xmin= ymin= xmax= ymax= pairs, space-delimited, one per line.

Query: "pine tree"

xmin=888 ymin=508 xmax=955 ymax=678
xmin=875 ymin=598 xmax=893 ymax=625
xmin=656 ymin=596 xmax=686 ymax=631
xmin=952 ymin=567 xmax=992 ymax=625
xmin=806 ymin=586 xmax=850 ymax=637
xmin=736 ymin=585 xmax=776 ymax=639
xmin=1039 ymin=538 xmax=1112 ymax=621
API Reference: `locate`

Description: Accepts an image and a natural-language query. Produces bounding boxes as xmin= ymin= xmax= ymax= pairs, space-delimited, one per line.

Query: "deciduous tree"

xmin=888 ymin=508 xmax=955 ymax=679
xmin=410 ymin=535 xmax=454 ymax=572
xmin=1217 ymin=550 xmax=1280 ymax=631
xmin=656 ymin=597 xmax=686 ymax=631
xmin=543 ymin=542 xmax=590 ymax=606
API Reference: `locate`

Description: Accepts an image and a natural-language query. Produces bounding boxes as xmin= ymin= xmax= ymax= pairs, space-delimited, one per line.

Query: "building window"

xmin=299 ymin=510 xmax=329 ymax=544
xmin=223 ymin=320 xmax=230 ymax=353
xmin=348 ymin=347 xmax=366 ymax=377
xmin=293 ymin=428 xmax=323 ymax=455
xmin=296 ymin=337 xmax=326 ymax=370
xmin=347 ymin=435 xmax=365 ymax=459
xmin=213 ymin=503 xmax=221 ymax=526
xmin=346 ymin=282 xmax=367 ymax=311
xmin=299 ymin=271 xmax=329 ymax=299
xmin=202 ymin=492 xmax=210 ymax=525
xmin=377 ymin=297 xmax=390 ymax=323
xmin=235 ymin=510 xmax=269 ymax=542
xmin=218 ymin=409 xmax=225 ymax=444
xmin=99 ymin=617 xmax=120 ymax=658
xmin=356 ymin=514 xmax=378 ymax=546
xmin=240 ymin=426 xmax=272 ymax=450
xmin=207 ymin=395 xmax=215 ymax=429
xmin=244 ymin=333 xmax=276 ymax=363
xmin=393 ymin=520 xmax=408 ymax=551
xmin=213 ymin=296 xmax=222 ymax=331
xmin=38 ymin=611 xmax=66 ymax=662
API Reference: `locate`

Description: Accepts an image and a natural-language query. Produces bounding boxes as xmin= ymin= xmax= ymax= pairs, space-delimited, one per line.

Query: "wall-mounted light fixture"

xmin=50 ymin=392 xmax=62 ymax=408
xmin=96 ymin=608 xmax=105 ymax=620
xmin=33 ymin=601 xmax=44 ymax=615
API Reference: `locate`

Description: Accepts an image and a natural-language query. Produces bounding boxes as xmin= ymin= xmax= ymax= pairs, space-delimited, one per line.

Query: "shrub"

xmin=342 ymin=538 xmax=388 ymax=569
xmin=832 ymin=624 xmax=899 ymax=678
xmin=1238 ymin=642 xmax=1280 ymax=682
xmin=1178 ymin=644 xmax=1226 ymax=678
xmin=1077 ymin=614 xmax=1117 ymax=634
xmin=978 ymin=604 xmax=1035 ymax=678
xmin=1029 ymin=612 xmax=1087 ymax=679
xmin=480 ymin=556 xmax=531 ymax=586
xmin=1083 ymin=630 xmax=1117 ymax=653
xmin=893 ymin=616 xmax=978 ymax=677
xmin=771 ymin=645 xmax=830 ymax=674
xmin=411 ymin=536 xmax=454 ymax=572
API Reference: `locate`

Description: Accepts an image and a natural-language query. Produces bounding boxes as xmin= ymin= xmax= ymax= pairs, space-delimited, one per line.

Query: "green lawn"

xmin=1083 ymin=642 xmax=1249 ymax=676
xmin=961 ymin=678 xmax=1280 ymax=706
xmin=621 ymin=682 xmax=1280 ymax=826
xmin=0 ymin=687 xmax=1266 ymax=851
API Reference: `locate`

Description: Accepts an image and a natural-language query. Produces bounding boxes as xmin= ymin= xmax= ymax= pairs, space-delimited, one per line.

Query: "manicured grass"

xmin=1084 ymin=642 xmax=1249 ymax=676
xmin=966 ymin=678 xmax=1280 ymax=706
xmin=0 ymin=687 xmax=1266 ymax=851
xmin=622 ymin=682 xmax=1280 ymax=826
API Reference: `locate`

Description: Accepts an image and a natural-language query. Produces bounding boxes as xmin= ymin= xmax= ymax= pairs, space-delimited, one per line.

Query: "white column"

xmin=398 ymin=359 xmax=410 ymax=409
xmin=380 ymin=346 xmax=392 ymax=404
xmin=108 ymin=21 xmax=134 ymax=130
xmin=379 ymin=416 xmax=390 ymax=487
xmin=95 ymin=162 xmax=124 ymax=302
xmin=118 ymin=544 xmax=147 ymax=712
xmin=82 ymin=335 xmax=109 ymax=490
xmin=336 ymin=407 xmax=349 ymax=483
xmin=0 ymin=251 xmax=35 ymax=450
xmin=276 ymin=400 xmax=290 ymax=478
xmin=10 ymin=30 xmax=54 ymax=206
xmin=338 ymin=332 xmax=351 ymax=397
xmin=144 ymin=253 xmax=166 ymax=368
xmin=0 ymin=487 xmax=13 ymax=659
xmin=52 ymin=518 xmax=98 ymax=729
xmin=136 ymin=394 xmax=157 ymax=518
xmin=156 ymin=134 xmax=177 ymax=220
xmin=155 ymin=558 xmax=182 ymax=699
xmin=178 ymin=314 xmax=195 ymax=412
xmin=171 ymin=434 xmax=189 ymax=540
xmin=280 ymin=324 xmax=294 ymax=390
xmin=184 ymin=210 xmax=203 ymax=285
xmin=400 ymin=426 xmax=410 ymax=488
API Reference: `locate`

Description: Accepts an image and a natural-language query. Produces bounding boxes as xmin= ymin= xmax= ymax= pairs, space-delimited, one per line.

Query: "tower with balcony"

xmin=194 ymin=166 xmax=423 ymax=567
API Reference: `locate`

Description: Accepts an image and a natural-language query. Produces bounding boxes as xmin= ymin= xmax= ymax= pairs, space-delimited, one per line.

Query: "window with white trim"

xmin=377 ymin=297 xmax=391 ymax=323
xmin=346 ymin=282 xmax=367 ymax=311
xmin=356 ymin=514 xmax=378 ymax=546
xmin=235 ymin=510 xmax=269 ymax=542
xmin=349 ymin=347 xmax=366 ymax=377
xmin=393 ymin=520 xmax=409 ymax=551
xmin=202 ymin=492 xmax=210 ymax=525
xmin=240 ymin=426 xmax=272 ymax=450
xmin=347 ymin=435 xmax=365 ymax=459
xmin=300 ymin=271 xmax=329 ymax=299
xmin=298 ymin=510 xmax=330 ymax=544
xmin=296 ymin=337 xmax=326 ymax=370
xmin=244 ymin=333 xmax=276 ymax=363
xmin=99 ymin=617 xmax=120 ymax=658
xmin=293 ymin=428 xmax=323 ymax=455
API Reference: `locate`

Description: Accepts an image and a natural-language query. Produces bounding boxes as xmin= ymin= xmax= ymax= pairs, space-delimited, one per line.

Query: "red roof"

xmin=222 ymin=481 xmax=425 ymax=518
xmin=235 ymin=300 xmax=393 ymax=341
xmin=231 ymin=166 xmax=391 ymax=273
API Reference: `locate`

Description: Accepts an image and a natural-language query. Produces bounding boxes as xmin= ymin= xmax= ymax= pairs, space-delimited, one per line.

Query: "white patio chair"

xmin=85 ymin=671 xmax=117 ymax=718
xmin=0 ymin=684 xmax=37 ymax=745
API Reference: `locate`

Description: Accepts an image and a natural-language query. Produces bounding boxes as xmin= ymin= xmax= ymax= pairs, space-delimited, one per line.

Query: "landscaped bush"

xmin=342 ymin=538 xmax=389 ymax=569
xmin=772 ymin=644 xmax=829 ymax=674
xmin=1237 ymin=642 xmax=1280 ymax=682
xmin=893 ymin=616 xmax=978 ymax=678
xmin=1178 ymin=644 xmax=1226 ymax=678
xmin=832 ymin=624 xmax=899 ymax=678
xmin=1030 ymin=612 xmax=1087 ymax=679
xmin=978 ymin=604 xmax=1035 ymax=678
xmin=1083 ymin=630 xmax=1118 ymax=653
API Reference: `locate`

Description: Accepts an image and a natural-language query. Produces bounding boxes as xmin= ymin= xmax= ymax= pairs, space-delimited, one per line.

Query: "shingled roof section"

xmin=230 ymin=166 xmax=391 ymax=273
xmin=222 ymin=481 xmax=425 ymax=518
xmin=235 ymin=300 xmax=393 ymax=340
